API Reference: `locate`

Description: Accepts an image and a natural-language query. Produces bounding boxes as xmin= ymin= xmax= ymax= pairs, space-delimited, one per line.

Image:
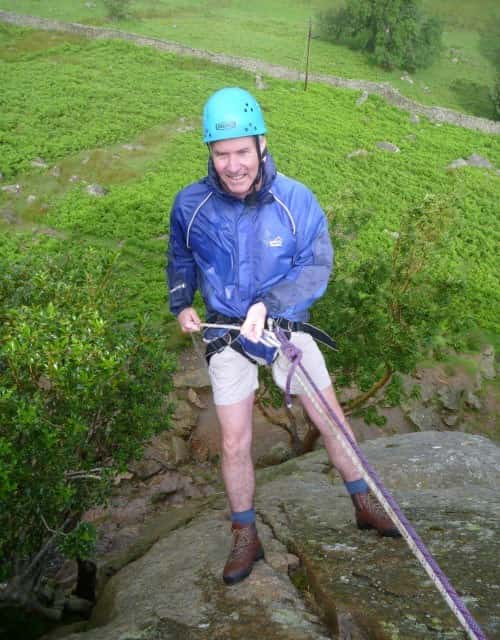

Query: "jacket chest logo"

xmin=268 ymin=235 xmax=283 ymax=248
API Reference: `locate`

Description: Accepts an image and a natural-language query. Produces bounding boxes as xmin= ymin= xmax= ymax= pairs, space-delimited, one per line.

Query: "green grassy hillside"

xmin=0 ymin=0 xmax=499 ymax=118
xmin=1 ymin=26 xmax=498 ymax=343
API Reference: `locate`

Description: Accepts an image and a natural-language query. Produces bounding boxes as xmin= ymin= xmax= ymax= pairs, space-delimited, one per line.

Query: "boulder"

xmin=1 ymin=183 xmax=21 ymax=194
xmin=45 ymin=432 xmax=499 ymax=640
xmin=356 ymin=91 xmax=369 ymax=106
xmin=437 ymin=385 xmax=462 ymax=411
xmin=407 ymin=406 xmax=441 ymax=431
xmin=0 ymin=208 xmax=19 ymax=224
xmin=255 ymin=74 xmax=267 ymax=90
xmin=347 ymin=149 xmax=369 ymax=159
xmin=478 ymin=345 xmax=496 ymax=380
xmin=447 ymin=155 xmax=495 ymax=172
xmin=122 ymin=143 xmax=145 ymax=151
xmin=377 ymin=141 xmax=400 ymax=153
xmin=173 ymin=365 xmax=210 ymax=389
xmin=31 ymin=157 xmax=49 ymax=168
xmin=466 ymin=154 xmax=493 ymax=169
xmin=446 ymin=158 xmax=468 ymax=171
xmin=86 ymin=184 xmax=107 ymax=197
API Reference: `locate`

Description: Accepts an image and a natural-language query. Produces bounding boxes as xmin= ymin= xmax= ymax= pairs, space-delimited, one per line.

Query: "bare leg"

xmin=216 ymin=392 xmax=255 ymax=513
xmin=299 ymin=385 xmax=361 ymax=482
xmin=300 ymin=385 xmax=401 ymax=536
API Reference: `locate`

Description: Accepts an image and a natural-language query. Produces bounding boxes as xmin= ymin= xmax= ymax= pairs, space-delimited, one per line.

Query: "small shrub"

xmin=103 ymin=0 xmax=132 ymax=21
xmin=316 ymin=193 xmax=462 ymax=391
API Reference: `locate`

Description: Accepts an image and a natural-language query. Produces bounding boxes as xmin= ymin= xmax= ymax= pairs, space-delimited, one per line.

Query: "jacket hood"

xmin=206 ymin=149 xmax=277 ymax=201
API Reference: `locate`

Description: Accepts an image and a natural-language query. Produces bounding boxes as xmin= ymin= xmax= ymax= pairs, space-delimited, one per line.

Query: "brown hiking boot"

xmin=223 ymin=522 xmax=265 ymax=585
xmin=351 ymin=491 xmax=402 ymax=538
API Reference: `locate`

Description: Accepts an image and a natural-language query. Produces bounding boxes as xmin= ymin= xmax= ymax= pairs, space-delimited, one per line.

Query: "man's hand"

xmin=177 ymin=307 xmax=201 ymax=333
xmin=241 ymin=302 xmax=267 ymax=343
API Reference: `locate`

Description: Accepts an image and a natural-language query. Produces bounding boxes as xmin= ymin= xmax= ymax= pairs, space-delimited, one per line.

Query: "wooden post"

xmin=304 ymin=17 xmax=312 ymax=91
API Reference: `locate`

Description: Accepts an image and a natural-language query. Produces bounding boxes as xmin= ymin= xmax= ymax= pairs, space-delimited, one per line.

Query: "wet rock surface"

xmin=43 ymin=432 xmax=499 ymax=640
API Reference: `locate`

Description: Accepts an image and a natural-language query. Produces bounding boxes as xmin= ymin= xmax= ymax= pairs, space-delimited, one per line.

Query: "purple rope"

xmin=275 ymin=327 xmax=486 ymax=640
xmin=279 ymin=337 xmax=302 ymax=408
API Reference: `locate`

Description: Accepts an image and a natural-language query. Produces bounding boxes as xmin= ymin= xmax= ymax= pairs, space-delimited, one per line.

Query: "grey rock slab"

xmin=256 ymin=432 xmax=499 ymax=638
xmin=48 ymin=433 xmax=499 ymax=640
xmin=52 ymin=511 xmax=330 ymax=640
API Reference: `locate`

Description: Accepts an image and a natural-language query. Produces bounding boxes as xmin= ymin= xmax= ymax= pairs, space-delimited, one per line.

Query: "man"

xmin=167 ymin=87 xmax=400 ymax=586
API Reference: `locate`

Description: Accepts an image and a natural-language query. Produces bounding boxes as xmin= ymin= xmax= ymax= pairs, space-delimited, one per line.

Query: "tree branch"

xmin=344 ymin=366 xmax=393 ymax=413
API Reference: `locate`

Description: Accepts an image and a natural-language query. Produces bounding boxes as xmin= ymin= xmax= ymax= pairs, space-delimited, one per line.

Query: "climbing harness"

xmin=199 ymin=319 xmax=487 ymax=640
xmin=202 ymin=315 xmax=337 ymax=365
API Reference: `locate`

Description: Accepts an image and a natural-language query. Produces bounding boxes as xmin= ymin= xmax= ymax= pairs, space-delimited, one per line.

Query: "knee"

xmin=221 ymin=430 xmax=252 ymax=460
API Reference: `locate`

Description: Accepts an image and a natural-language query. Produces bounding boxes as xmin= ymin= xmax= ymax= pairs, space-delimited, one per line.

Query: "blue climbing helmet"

xmin=202 ymin=87 xmax=266 ymax=143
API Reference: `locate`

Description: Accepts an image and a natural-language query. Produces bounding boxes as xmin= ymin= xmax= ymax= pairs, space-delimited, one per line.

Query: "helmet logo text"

xmin=215 ymin=120 xmax=237 ymax=131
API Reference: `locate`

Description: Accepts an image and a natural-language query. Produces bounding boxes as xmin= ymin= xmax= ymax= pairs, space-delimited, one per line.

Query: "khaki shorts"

xmin=207 ymin=332 xmax=332 ymax=406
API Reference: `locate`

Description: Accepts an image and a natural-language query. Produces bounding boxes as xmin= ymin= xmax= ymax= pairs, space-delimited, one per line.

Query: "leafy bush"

xmin=318 ymin=0 xmax=443 ymax=71
xmin=316 ymin=193 xmax=464 ymax=390
xmin=0 ymin=241 xmax=174 ymax=577
xmin=103 ymin=0 xmax=132 ymax=21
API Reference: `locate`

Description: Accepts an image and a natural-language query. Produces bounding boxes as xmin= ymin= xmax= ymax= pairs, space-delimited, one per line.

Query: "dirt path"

xmin=1 ymin=9 xmax=500 ymax=134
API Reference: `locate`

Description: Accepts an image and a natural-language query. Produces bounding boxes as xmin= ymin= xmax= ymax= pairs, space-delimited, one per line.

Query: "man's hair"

xmin=209 ymin=135 xmax=266 ymax=150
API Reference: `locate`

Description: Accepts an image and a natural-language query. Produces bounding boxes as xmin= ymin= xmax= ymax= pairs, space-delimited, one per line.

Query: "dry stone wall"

xmin=2 ymin=9 xmax=500 ymax=135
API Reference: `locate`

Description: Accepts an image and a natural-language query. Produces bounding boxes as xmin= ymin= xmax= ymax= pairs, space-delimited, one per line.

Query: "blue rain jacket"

xmin=167 ymin=152 xmax=333 ymax=359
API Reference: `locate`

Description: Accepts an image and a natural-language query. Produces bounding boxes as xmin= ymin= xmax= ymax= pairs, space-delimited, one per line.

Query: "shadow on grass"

xmin=478 ymin=14 xmax=500 ymax=72
xmin=449 ymin=78 xmax=495 ymax=119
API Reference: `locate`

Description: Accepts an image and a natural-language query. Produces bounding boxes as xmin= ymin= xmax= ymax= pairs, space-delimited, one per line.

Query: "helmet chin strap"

xmin=246 ymin=135 xmax=267 ymax=203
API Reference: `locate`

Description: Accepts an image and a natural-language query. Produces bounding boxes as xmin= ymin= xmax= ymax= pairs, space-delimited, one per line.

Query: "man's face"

xmin=211 ymin=136 xmax=264 ymax=199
